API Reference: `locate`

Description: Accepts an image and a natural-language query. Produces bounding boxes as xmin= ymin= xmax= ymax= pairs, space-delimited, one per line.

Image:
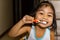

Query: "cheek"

xmin=35 ymin=14 xmax=42 ymax=19
xmin=48 ymin=17 xmax=53 ymax=24
xmin=35 ymin=15 xmax=42 ymax=20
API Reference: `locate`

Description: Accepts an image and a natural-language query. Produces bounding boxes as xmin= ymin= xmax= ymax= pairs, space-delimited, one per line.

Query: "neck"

xmin=35 ymin=26 xmax=46 ymax=38
xmin=35 ymin=26 xmax=46 ymax=31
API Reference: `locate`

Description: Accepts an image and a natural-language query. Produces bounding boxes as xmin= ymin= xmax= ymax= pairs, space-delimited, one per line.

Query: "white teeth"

xmin=36 ymin=20 xmax=47 ymax=25
xmin=42 ymin=21 xmax=47 ymax=24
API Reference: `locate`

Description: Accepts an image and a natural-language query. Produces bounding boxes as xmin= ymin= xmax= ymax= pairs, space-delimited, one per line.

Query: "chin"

xmin=38 ymin=24 xmax=49 ymax=28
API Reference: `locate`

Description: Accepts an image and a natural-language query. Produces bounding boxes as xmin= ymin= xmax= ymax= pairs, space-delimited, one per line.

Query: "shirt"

xmin=28 ymin=25 xmax=50 ymax=40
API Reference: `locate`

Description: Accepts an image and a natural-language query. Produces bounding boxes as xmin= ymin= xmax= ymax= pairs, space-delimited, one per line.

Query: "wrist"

xmin=20 ymin=19 xmax=25 ymax=25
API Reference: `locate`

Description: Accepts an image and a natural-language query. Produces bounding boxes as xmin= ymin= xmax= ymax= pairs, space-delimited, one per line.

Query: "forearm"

xmin=8 ymin=20 xmax=24 ymax=37
xmin=8 ymin=15 xmax=34 ymax=37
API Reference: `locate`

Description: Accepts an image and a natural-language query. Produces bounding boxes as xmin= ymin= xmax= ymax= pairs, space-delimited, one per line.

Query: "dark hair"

xmin=29 ymin=1 xmax=57 ymax=31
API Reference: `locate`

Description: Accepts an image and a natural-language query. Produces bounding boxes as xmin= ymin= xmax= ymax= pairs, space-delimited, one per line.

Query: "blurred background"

xmin=0 ymin=0 xmax=60 ymax=40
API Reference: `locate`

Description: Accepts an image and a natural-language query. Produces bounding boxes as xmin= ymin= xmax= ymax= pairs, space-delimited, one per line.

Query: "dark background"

xmin=13 ymin=0 xmax=34 ymax=24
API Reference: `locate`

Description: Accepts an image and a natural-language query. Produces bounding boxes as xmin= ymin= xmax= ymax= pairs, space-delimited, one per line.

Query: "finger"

xmin=25 ymin=21 xmax=33 ymax=23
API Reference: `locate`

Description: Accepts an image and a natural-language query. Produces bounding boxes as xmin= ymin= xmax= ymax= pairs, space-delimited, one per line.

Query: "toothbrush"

xmin=33 ymin=19 xmax=41 ymax=23
xmin=33 ymin=19 xmax=47 ymax=25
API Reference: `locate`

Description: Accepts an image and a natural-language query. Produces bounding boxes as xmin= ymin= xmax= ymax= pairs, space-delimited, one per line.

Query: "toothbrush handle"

xmin=33 ymin=19 xmax=38 ymax=23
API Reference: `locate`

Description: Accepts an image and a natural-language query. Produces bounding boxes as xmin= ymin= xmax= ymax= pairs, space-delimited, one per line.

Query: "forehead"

xmin=37 ymin=6 xmax=54 ymax=13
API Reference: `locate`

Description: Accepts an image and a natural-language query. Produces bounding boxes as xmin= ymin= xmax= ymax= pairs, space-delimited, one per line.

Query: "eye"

xmin=40 ymin=13 xmax=43 ymax=15
xmin=48 ymin=14 xmax=53 ymax=17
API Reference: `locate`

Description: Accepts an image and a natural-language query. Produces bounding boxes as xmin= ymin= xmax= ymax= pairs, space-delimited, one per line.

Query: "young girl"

xmin=8 ymin=1 xmax=57 ymax=40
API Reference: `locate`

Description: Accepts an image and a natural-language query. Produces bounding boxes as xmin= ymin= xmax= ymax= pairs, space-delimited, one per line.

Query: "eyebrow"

xmin=38 ymin=9 xmax=44 ymax=11
xmin=38 ymin=9 xmax=53 ymax=14
xmin=38 ymin=10 xmax=44 ymax=12
xmin=48 ymin=12 xmax=53 ymax=15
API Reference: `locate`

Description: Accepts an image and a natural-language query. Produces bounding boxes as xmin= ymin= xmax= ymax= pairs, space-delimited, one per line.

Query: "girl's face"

xmin=35 ymin=6 xmax=53 ymax=28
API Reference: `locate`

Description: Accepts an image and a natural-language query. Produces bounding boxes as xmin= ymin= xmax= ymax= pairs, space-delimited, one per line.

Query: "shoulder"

xmin=50 ymin=30 xmax=54 ymax=34
xmin=23 ymin=25 xmax=31 ymax=33
xmin=50 ymin=30 xmax=55 ymax=40
xmin=27 ymin=26 xmax=31 ymax=34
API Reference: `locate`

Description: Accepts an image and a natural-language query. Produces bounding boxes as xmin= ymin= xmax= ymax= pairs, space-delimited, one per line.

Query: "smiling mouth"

xmin=33 ymin=19 xmax=48 ymax=25
xmin=40 ymin=21 xmax=48 ymax=25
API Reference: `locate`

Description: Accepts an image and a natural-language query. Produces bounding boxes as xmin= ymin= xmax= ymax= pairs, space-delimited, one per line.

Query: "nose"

xmin=43 ymin=15 xmax=48 ymax=20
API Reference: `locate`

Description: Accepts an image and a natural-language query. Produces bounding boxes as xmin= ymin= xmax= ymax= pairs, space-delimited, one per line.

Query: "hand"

xmin=22 ymin=15 xmax=34 ymax=24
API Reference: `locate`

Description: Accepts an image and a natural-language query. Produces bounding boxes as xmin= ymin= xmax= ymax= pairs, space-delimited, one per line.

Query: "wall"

xmin=0 ymin=0 xmax=13 ymax=35
xmin=50 ymin=1 xmax=60 ymax=40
